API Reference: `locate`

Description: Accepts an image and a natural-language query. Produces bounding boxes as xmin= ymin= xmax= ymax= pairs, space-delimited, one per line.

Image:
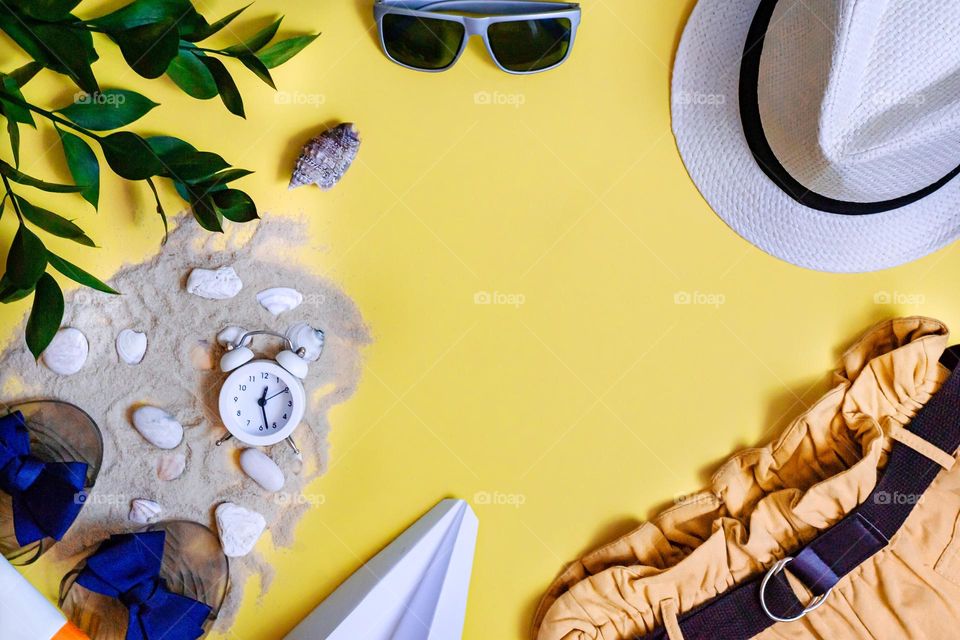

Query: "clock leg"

xmin=215 ymin=432 xmax=234 ymax=446
xmin=285 ymin=436 xmax=301 ymax=456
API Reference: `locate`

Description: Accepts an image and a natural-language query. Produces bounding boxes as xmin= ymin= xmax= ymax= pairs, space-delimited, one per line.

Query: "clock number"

xmin=283 ymin=413 xmax=288 ymax=420
xmin=234 ymin=396 xmax=238 ymax=402
xmin=239 ymin=384 xmax=247 ymax=391
xmin=262 ymin=372 xmax=269 ymax=379
xmin=246 ymin=420 xmax=250 ymax=426
xmin=272 ymin=422 xmax=277 ymax=429
xmin=248 ymin=375 xmax=255 ymax=382
xmin=287 ymin=401 xmax=292 ymax=407
xmin=236 ymin=410 xmax=241 ymax=416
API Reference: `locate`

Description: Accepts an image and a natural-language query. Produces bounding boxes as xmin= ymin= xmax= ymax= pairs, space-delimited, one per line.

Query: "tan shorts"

xmin=534 ymin=317 xmax=960 ymax=640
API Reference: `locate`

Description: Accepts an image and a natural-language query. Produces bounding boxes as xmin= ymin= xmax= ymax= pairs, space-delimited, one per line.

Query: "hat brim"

xmin=672 ymin=0 xmax=960 ymax=272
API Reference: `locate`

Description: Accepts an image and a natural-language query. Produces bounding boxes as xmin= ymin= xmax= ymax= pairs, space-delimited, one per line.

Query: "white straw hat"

xmin=672 ymin=0 xmax=960 ymax=272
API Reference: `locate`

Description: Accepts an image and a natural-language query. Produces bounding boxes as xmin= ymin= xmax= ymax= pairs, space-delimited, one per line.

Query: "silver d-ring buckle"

xmin=759 ymin=557 xmax=833 ymax=623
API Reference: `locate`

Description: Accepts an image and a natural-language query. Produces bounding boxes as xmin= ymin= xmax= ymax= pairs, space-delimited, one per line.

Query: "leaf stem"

xmin=0 ymin=90 xmax=101 ymax=140
xmin=1 ymin=175 xmax=23 ymax=222
xmin=181 ymin=45 xmax=234 ymax=57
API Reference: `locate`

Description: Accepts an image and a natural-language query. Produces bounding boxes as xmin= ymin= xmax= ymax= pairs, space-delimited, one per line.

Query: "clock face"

xmin=218 ymin=360 xmax=306 ymax=445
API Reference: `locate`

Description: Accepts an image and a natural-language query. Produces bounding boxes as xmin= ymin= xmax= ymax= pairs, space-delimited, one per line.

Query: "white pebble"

xmin=129 ymin=499 xmax=162 ymax=524
xmin=157 ymin=452 xmax=186 ymax=481
xmin=116 ymin=329 xmax=147 ymax=365
xmin=186 ymin=267 xmax=243 ymax=300
xmin=42 ymin=328 xmax=88 ymax=375
xmin=239 ymin=449 xmax=285 ymax=492
xmin=215 ymin=502 xmax=266 ymax=558
xmin=257 ymin=287 xmax=303 ymax=315
xmin=132 ymin=406 xmax=183 ymax=449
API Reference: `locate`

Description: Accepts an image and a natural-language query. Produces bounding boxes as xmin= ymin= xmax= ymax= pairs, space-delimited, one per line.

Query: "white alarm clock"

xmin=216 ymin=330 xmax=320 ymax=448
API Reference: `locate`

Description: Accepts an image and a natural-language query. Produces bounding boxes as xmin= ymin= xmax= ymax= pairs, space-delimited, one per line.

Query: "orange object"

xmin=53 ymin=622 xmax=89 ymax=640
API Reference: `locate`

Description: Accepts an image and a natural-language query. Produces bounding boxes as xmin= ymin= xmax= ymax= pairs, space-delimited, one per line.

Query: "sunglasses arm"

xmin=377 ymin=0 xmax=579 ymax=14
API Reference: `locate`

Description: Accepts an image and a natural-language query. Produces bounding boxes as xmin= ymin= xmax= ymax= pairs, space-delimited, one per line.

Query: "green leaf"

xmin=0 ymin=160 xmax=84 ymax=193
xmin=190 ymin=194 xmax=223 ymax=232
xmin=0 ymin=76 xmax=35 ymax=126
xmin=0 ymin=273 xmax=35 ymax=303
xmin=166 ymin=50 xmax=218 ymax=99
xmin=16 ymin=196 xmax=95 ymax=246
xmin=56 ymin=126 xmax=99 ymax=209
xmin=224 ymin=17 xmax=283 ymax=55
xmin=9 ymin=62 xmax=42 ymax=88
xmin=11 ymin=0 xmax=82 ymax=20
xmin=6 ymin=224 xmax=47 ymax=288
xmin=99 ymin=132 xmax=165 ymax=180
xmin=238 ymin=54 xmax=275 ymax=89
xmin=25 ymin=273 xmax=65 ymax=360
xmin=113 ymin=19 xmax=181 ymax=79
xmin=91 ymin=0 xmax=202 ymax=31
xmin=7 ymin=116 xmax=19 ymax=168
xmin=213 ymin=189 xmax=258 ymax=222
xmin=257 ymin=34 xmax=319 ymax=69
xmin=197 ymin=168 xmax=254 ymax=189
xmin=1 ymin=21 xmax=100 ymax=93
xmin=47 ymin=253 xmax=118 ymax=294
xmin=182 ymin=4 xmax=251 ymax=42
xmin=57 ymin=90 xmax=159 ymax=131
xmin=145 ymin=136 xmax=229 ymax=182
xmin=198 ymin=57 xmax=245 ymax=118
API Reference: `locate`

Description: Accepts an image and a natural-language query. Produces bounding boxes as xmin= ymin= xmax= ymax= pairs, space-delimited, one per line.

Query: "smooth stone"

xmin=42 ymin=328 xmax=88 ymax=376
xmin=157 ymin=452 xmax=186 ymax=481
xmin=257 ymin=287 xmax=303 ymax=315
xmin=116 ymin=329 xmax=147 ymax=365
xmin=216 ymin=502 xmax=266 ymax=558
xmin=239 ymin=449 xmax=285 ymax=492
xmin=186 ymin=266 xmax=242 ymax=300
xmin=129 ymin=499 xmax=162 ymax=524
xmin=131 ymin=406 xmax=183 ymax=449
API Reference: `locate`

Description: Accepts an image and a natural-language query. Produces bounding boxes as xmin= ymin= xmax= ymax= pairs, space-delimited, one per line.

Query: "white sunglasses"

xmin=374 ymin=0 xmax=581 ymax=74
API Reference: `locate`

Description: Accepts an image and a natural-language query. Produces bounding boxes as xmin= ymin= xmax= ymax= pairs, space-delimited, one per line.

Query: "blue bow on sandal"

xmin=60 ymin=521 xmax=230 ymax=640
xmin=0 ymin=401 xmax=102 ymax=564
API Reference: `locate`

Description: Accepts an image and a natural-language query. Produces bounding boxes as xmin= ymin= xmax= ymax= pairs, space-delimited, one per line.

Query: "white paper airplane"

xmin=284 ymin=498 xmax=479 ymax=640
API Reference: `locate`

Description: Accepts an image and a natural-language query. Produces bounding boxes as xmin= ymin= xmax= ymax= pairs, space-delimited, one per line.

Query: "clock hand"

xmin=264 ymin=389 xmax=287 ymax=402
xmin=259 ymin=386 xmax=270 ymax=430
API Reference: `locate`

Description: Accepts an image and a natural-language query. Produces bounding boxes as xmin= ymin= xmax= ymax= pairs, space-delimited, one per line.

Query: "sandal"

xmin=0 ymin=400 xmax=103 ymax=565
xmin=59 ymin=520 xmax=230 ymax=640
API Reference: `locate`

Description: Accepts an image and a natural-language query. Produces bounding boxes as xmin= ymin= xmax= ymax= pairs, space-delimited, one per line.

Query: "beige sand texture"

xmin=0 ymin=215 xmax=370 ymax=625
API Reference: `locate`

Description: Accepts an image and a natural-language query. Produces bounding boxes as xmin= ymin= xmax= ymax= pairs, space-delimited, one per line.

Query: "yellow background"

xmin=5 ymin=1 xmax=960 ymax=638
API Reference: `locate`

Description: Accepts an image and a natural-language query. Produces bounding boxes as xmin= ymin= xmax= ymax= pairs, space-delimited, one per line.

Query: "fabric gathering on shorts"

xmin=533 ymin=317 xmax=960 ymax=640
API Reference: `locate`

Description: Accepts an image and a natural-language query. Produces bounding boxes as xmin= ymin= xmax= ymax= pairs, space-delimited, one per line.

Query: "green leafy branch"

xmin=0 ymin=0 xmax=318 ymax=358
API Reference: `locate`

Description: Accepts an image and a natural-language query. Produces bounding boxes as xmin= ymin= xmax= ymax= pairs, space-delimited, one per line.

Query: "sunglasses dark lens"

xmin=381 ymin=14 xmax=465 ymax=70
xmin=487 ymin=18 xmax=572 ymax=72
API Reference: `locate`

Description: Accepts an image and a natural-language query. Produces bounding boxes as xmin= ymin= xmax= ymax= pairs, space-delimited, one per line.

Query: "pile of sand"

xmin=0 ymin=215 xmax=370 ymax=625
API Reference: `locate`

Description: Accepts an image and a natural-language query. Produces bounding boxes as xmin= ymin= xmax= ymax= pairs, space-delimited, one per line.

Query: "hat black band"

xmin=739 ymin=0 xmax=960 ymax=215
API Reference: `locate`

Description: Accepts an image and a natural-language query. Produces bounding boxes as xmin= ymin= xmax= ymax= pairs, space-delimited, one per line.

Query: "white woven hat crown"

xmin=762 ymin=0 xmax=960 ymax=202
xmin=671 ymin=0 xmax=960 ymax=272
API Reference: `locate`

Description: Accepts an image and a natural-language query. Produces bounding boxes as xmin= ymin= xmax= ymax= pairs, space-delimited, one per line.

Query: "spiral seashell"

xmin=289 ymin=123 xmax=361 ymax=191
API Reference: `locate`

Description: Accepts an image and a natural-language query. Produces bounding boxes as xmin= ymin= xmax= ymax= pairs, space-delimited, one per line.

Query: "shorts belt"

xmin=638 ymin=364 xmax=960 ymax=640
